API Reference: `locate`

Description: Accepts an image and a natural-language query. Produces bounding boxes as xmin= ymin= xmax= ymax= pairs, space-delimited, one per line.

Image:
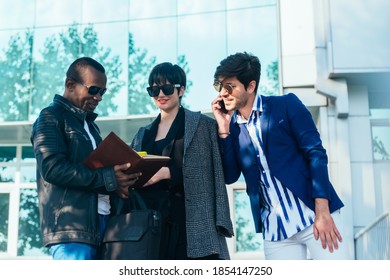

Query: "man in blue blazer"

xmin=211 ymin=52 xmax=347 ymax=259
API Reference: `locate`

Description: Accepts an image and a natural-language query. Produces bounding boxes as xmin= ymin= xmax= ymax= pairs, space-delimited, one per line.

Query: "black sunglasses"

xmin=77 ymin=81 xmax=107 ymax=96
xmin=146 ymin=84 xmax=181 ymax=97
xmin=213 ymin=81 xmax=235 ymax=94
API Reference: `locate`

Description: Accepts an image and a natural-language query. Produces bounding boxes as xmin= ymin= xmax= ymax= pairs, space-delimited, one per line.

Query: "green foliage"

xmin=373 ymin=135 xmax=390 ymax=160
xmin=33 ymin=23 xmax=122 ymax=117
xmin=17 ymin=189 xmax=48 ymax=256
xmin=127 ymin=33 xmax=157 ymax=114
xmin=236 ymin=216 xmax=262 ymax=252
xmin=0 ymin=24 xmax=194 ymax=255
xmin=0 ymin=23 xmax=123 ymax=120
xmin=0 ymin=32 xmax=33 ymax=121
xmin=0 ymin=194 xmax=9 ymax=252
xmin=234 ymin=192 xmax=262 ymax=252
xmin=259 ymin=60 xmax=279 ymax=96
xmin=0 ymin=24 xmax=194 ymax=120
xmin=176 ymin=54 xmax=192 ymax=108
xmin=127 ymin=36 xmax=193 ymax=114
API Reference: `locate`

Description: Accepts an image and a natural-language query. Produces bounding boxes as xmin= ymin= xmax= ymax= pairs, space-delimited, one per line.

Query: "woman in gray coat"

xmin=130 ymin=62 xmax=233 ymax=259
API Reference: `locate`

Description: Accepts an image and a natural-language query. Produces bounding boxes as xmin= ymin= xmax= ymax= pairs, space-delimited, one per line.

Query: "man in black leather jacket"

xmin=31 ymin=57 xmax=140 ymax=260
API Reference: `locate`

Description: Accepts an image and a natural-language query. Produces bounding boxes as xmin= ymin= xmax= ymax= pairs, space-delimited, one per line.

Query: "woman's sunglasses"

xmin=146 ymin=84 xmax=181 ymax=97
xmin=213 ymin=81 xmax=235 ymax=94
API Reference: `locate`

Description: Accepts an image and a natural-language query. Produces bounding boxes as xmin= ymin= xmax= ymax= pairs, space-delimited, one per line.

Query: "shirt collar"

xmin=236 ymin=94 xmax=263 ymax=124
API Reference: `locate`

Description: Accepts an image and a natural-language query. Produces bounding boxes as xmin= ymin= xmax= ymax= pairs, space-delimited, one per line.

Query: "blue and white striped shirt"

xmin=236 ymin=94 xmax=315 ymax=241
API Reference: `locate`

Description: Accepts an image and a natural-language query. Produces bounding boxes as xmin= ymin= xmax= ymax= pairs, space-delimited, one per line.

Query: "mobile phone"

xmin=218 ymin=100 xmax=228 ymax=114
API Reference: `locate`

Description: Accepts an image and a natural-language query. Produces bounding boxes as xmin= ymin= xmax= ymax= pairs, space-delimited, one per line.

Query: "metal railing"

xmin=354 ymin=210 xmax=390 ymax=259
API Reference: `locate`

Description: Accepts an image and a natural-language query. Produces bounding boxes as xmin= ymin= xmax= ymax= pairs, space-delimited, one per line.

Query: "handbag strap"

xmin=129 ymin=188 xmax=148 ymax=210
xmin=112 ymin=188 xmax=149 ymax=215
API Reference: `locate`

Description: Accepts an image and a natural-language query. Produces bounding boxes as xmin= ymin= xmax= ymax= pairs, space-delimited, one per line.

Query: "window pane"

xmin=0 ymin=166 xmax=16 ymax=182
xmin=18 ymin=188 xmax=48 ymax=257
xmin=178 ymin=0 xmax=225 ymax=14
xmin=130 ymin=0 xmax=177 ymax=19
xmin=20 ymin=166 xmax=36 ymax=183
xmin=0 ymin=193 xmax=9 ymax=253
xmin=234 ymin=190 xmax=263 ymax=252
xmin=227 ymin=0 xmax=276 ymax=9
xmin=370 ymin=108 xmax=390 ymax=119
xmin=177 ymin=12 xmax=227 ymax=112
xmin=0 ymin=147 xmax=16 ymax=162
xmin=369 ymin=91 xmax=390 ymax=160
xmin=22 ymin=146 xmax=35 ymax=161
xmin=35 ymin=0 xmax=82 ymax=27
xmin=372 ymin=126 xmax=390 ymax=161
xmin=369 ymin=91 xmax=390 ymax=119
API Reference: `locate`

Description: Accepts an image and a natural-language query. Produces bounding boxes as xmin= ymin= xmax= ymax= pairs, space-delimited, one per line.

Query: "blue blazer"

xmin=219 ymin=93 xmax=344 ymax=233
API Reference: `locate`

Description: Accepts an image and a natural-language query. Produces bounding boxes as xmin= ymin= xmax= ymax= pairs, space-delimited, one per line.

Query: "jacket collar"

xmin=231 ymin=94 xmax=271 ymax=150
xmin=232 ymin=94 xmax=263 ymax=124
xmin=53 ymin=94 xmax=98 ymax=122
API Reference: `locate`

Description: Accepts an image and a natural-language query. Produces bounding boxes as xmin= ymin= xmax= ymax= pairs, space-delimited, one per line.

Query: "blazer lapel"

xmin=183 ymin=109 xmax=200 ymax=152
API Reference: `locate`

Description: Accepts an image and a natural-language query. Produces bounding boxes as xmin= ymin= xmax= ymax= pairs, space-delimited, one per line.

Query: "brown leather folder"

xmin=84 ymin=131 xmax=170 ymax=188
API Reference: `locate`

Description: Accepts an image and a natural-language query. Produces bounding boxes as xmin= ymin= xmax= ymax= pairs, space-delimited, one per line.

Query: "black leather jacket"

xmin=31 ymin=94 xmax=117 ymax=247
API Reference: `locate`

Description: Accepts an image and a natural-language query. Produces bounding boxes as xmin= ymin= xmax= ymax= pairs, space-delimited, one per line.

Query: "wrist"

xmin=315 ymin=198 xmax=330 ymax=214
xmin=218 ymin=131 xmax=230 ymax=136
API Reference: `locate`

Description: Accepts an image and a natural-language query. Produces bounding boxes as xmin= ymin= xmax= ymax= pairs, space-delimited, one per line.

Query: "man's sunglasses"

xmin=213 ymin=81 xmax=235 ymax=94
xmin=77 ymin=81 xmax=107 ymax=96
xmin=146 ymin=84 xmax=181 ymax=97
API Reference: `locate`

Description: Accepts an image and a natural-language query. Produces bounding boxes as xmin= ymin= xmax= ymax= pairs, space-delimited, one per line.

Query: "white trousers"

xmin=264 ymin=211 xmax=349 ymax=260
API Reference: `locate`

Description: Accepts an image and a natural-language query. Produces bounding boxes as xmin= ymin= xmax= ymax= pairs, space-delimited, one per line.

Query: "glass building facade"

xmin=0 ymin=0 xmax=279 ymax=258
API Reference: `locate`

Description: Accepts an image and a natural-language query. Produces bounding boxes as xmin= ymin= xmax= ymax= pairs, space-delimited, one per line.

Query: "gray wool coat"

xmin=131 ymin=108 xmax=234 ymax=259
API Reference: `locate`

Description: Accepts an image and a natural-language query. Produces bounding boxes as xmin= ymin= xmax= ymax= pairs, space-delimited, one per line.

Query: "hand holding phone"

xmin=218 ymin=100 xmax=228 ymax=114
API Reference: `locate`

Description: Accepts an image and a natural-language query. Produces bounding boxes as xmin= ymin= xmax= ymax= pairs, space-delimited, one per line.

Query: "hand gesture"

xmin=313 ymin=198 xmax=343 ymax=253
xmin=114 ymin=163 xmax=141 ymax=199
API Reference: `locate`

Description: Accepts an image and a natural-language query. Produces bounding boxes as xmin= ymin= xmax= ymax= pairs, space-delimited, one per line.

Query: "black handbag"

xmin=101 ymin=189 xmax=162 ymax=260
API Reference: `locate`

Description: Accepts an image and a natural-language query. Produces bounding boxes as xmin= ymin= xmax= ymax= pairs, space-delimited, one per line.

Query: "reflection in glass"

xmin=32 ymin=24 xmax=122 ymax=119
xmin=22 ymin=146 xmax=35 ymax=161
xmin=372 ymin=126 xmax=390 ymax=160
xmin=178 ymin=0 xmax=224 ymax=14
xmin=20 ymin=166 xmax=36 ymax=183
xmin=234 ymin=190 xmax=263 ymax=252
xmin=0 ymin=30 xmax=33 ymax=121
xmin=18 ymin=188 xmax=48 ymax=256
xmin=0 ymin=166 xmax=16 ymax=182
xmin=227 ymin=0 xmax=276 ymax=10
xmin=0 ymin=193 xmax=10 ymax=252
xmin=0 ymin=147 xmax=16 ymax=162
xmin=130 ymin=0 xmax=177 ymax=19
xmin=1 ymin=1 xmax=278 ymax=118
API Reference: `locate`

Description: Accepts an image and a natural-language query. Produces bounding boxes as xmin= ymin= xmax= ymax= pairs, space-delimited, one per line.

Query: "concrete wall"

xmin=278 ymin=0 xmax=390 ymax=258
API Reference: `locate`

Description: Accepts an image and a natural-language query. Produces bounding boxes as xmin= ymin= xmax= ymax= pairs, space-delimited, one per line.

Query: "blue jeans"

xmin=99 ymin=214 xmax=110 ymax=241
xmin=49 ymin=243 xmax=97 ymax=260
xmin=49 ymin=214 xmax=109 ymax=260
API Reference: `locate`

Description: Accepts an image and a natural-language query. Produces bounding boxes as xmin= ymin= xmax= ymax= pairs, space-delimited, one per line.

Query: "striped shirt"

xmin=236 ymin=94 xmax=315 ymax=241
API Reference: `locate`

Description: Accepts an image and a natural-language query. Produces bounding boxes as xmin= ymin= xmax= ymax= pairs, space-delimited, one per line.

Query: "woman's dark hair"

xmin=214 ymin=52 xmax=261 ymax=92
xmin=148 ymin=62 xmax=186 ymax=88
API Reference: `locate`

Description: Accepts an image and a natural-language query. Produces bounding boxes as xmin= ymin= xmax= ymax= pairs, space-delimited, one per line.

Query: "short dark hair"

xmin=214 ymin=52 xmax=261 ymax=93
xmin=66 ymin=57 xmax=105 ymax=84
xmin=148 ymin=62 xmax=186 ymax=88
